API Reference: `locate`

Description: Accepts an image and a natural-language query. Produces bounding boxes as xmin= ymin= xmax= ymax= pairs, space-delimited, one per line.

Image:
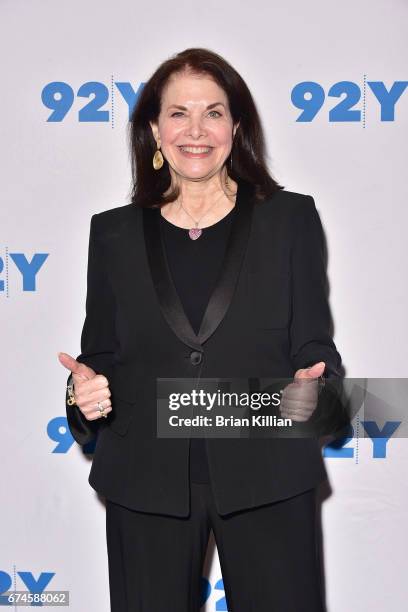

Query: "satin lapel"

xmin=197 ymin=180 xmax=254 ymax=343
xmin=143 ymin=205 xmax=202 ymax=352
xmin=142 ymin=179 xmax=254 ymax=351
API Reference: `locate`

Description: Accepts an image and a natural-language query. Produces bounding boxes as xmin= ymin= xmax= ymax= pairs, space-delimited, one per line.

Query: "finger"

xmin=81 ymin=401 xmax=113 ymax=421
xmin=280 ymin=401 xmax=316 ymax=417
xmin=281 ymin=392 xmax=317 ymax=407
xmin=281 ymin=405 xmax=315 ymax=418
xmin=282 ymin=380 xmax=318 ymax=399
xmin=280 ymin=400 xmax=317 ymax=414
xmin=58 ymin=352 xmax=96 ymax=380
xmin=281 ymin=412 xmax=311 ymax=422
xmin=280 ymin=396 xmax=317 ymax=414
xmin=281 ymin=392 xmax=317 ymax=412
xmin=295 ymin=361 xmax=325 ymax=380
xmin=86 ymin=406 xmax=112 ymax=421
xmin=76 ymin=385 xmax=111 ymax=407
xmin=74 ymin=376 xmax=110 ymax=401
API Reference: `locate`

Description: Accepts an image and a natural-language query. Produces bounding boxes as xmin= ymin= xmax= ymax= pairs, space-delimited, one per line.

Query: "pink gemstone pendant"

xmin=189 ymin=227 xmax=202 ymax=240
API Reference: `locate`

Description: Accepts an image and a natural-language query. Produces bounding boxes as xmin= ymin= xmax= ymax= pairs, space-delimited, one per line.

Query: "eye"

xmin=170 ymin=110 xmax=222 ymax=118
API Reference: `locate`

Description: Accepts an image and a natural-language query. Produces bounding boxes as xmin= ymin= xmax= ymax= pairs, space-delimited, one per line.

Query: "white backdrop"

xmin=1 ymin=0 xmax=407 ymax=609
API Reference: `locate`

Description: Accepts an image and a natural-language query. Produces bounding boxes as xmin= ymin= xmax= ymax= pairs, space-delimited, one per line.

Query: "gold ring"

xmin=97 ymin=401 xmax=107 ymax=418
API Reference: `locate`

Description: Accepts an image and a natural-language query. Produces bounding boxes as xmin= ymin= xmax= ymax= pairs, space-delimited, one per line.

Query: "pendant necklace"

xmin=177 ymin=182 xmax=234 ymax=240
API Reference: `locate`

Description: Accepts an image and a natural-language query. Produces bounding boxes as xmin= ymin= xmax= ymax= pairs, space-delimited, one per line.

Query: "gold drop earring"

xmin=153 ymin=142 xmax=164 ymax=170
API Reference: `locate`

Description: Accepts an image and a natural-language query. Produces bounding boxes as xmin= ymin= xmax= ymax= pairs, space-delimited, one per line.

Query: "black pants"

xmin=106 ymin=480 xmax=325 ymax=611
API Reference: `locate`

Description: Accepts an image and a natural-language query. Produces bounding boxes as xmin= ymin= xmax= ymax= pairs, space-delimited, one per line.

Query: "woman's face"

xmin=150 ymin=71 xmax=239 ymax=183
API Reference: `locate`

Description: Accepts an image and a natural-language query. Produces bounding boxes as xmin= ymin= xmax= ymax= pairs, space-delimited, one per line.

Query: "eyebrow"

xmin=167 ymin=102 xmax=225 ymax=111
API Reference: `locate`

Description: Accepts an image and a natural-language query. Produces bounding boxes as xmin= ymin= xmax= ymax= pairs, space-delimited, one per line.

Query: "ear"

xmin=149 ymin=121 xmax=160 ymax=145
xmin=233 ymin=121 xmax=240 ymax=139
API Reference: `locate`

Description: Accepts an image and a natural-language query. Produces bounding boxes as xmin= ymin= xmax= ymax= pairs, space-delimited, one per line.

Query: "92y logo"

xmin=41 ymin=79 xmax=144 ymax=122
xmin=291 ymin=79 xmax=407 ymax=122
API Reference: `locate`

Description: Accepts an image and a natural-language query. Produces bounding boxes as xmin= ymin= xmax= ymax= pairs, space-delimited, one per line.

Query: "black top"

xmin=160 ymin=205 xmax=236 ymax=482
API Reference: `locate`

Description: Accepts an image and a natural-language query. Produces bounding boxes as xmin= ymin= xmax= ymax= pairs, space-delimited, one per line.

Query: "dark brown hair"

xmin=127 ymin=47 xmax=284 ymax=208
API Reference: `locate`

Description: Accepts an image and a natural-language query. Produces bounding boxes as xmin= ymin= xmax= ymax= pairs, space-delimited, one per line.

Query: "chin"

xmin=179 ymin=167 xmax=217 ymax=179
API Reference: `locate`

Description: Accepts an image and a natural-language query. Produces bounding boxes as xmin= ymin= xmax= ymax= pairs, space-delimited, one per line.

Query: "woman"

xmin=59 ymin=48 xmax=346 ymax=611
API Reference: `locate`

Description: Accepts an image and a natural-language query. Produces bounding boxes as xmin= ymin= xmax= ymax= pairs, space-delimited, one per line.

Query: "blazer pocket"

xmin=248 ymin=271 xmax=291 ymax=329
xmin=107 ymin=395 xmax=137 ymax=436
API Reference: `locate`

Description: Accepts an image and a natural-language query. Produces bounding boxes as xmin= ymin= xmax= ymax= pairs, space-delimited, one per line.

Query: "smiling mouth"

xmin=178 ymin=145 xmax=213 ymax=153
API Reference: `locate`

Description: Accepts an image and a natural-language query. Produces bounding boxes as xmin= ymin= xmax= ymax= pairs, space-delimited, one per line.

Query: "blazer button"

xmin=190 ymin=351 xmax=203 ymax=365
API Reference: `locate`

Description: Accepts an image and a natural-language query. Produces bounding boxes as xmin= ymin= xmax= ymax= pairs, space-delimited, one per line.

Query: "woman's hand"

xmin=279 ymin=361 xmax=325 ymax=422
xmin=58 ymin=352 xmax=112 ymax=421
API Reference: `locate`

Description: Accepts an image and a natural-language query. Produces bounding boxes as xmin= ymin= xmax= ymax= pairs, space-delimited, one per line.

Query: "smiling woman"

xmin=61 ymin=47 xmax=345 ymax=612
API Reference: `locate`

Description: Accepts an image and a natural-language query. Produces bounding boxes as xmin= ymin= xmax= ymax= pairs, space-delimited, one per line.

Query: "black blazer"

xmin=65 ymin=179 xmax=347 ymax=517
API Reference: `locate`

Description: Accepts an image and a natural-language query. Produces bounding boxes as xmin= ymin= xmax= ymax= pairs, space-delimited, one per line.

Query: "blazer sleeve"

xmin=289 ymin=196 xmax=349 ymax=436
xmin=65 ymin=213 xmax=117 ymax=446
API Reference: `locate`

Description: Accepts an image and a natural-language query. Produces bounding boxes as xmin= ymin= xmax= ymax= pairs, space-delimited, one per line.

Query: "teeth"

xmin=179 ymin=146 xmax=211 ymax=153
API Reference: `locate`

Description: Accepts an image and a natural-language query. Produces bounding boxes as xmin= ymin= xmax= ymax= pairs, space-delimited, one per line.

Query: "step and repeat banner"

xmin=1 ymin=0 xmax=407 ymax=610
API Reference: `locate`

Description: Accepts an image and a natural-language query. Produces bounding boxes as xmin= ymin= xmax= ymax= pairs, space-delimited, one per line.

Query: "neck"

xmin=161 ymin=171 xmax=238 ymax=229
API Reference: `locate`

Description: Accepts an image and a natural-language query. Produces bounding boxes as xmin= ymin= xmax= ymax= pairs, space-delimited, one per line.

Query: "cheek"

xmin=159 ymin=123 xmax=181 ymax=145
xmin=211 ymin=124 xmax=233 ymax=146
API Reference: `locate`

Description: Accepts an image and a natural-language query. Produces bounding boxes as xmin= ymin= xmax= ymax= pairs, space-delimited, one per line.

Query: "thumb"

xmin=295 ymin=361 xmax=325 ymax=380
xmin=58 ymin=351 xmax=96 ymax=380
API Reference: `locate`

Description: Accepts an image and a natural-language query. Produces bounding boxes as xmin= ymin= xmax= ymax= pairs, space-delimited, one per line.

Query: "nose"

xmin=185 ymin=115 xmax=207 ymax=139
